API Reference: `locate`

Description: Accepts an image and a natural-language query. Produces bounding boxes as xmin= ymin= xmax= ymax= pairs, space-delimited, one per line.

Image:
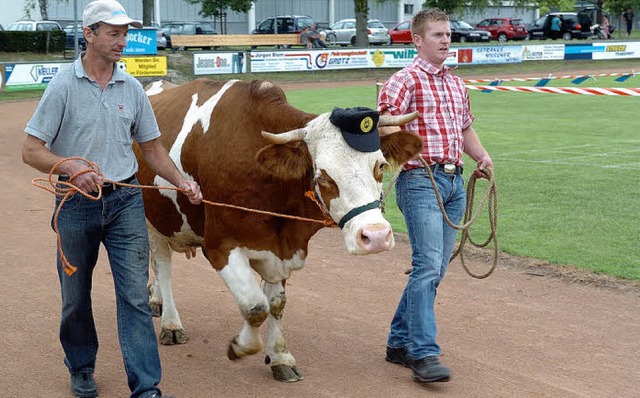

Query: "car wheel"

xmin=350 ymin=36 xmax=356 ymax=46
xmin=498 ymin=33 xmax=508 ymax=43
xmin=459 ymin=35 xmax=467 ymax=43
xmin=562 ymin=32 xmax=572 ymax=40
xmin=326 ymin=33 xmax=337 ymax=47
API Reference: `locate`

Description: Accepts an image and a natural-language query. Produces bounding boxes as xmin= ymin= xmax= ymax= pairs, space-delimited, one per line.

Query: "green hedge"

xmin=0 ymin=31 xmax=66 ymax=53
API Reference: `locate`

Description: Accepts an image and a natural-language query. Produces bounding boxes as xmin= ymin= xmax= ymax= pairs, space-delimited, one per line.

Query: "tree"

xmin=354 ymin=0 xmax=369 ymax=46
xmin=185 ymin=0 xmax=255 ymax=34
xmin=24 ymin=0 xmax=48 ymax=20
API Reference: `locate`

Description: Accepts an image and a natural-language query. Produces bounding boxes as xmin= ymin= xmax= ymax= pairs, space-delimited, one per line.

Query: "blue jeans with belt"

xmin=388 ymin=167 xmax=466 ymax=360
xmin=53 ymin=178 xmax=161 ymax=398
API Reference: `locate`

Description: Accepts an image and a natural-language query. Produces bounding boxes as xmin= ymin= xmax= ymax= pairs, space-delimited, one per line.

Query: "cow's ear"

xmin=380 ymin=130 xmax=423 ymax=168
xmin=256 ymin=141 xmax=312 ymax=180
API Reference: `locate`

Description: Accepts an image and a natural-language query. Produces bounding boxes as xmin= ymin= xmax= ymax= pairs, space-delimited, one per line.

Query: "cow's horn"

xmin=378 ymin=111 xmax=419 ymax=127
xmin=261 ymin=128 xmax=305 ymax=144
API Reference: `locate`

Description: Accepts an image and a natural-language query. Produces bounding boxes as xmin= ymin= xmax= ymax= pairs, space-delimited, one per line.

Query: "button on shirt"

xmin=378 ymin=57 xmax=474 ymax=170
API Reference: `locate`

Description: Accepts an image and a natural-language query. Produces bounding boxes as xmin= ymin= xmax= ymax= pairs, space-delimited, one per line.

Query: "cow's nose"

xmin=357 ymin=224 xmax=393 ymax=253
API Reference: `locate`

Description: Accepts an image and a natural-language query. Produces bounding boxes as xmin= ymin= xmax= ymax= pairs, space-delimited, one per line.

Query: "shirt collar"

xmin=74 ymin=52 xmax=126 ymax=83
xmin=413 ymin=56 xmax=451 ymax=77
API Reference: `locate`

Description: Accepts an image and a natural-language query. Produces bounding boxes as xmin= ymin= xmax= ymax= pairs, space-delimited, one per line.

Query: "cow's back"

xmin=136 ymin=79 xmax=322 ymax=267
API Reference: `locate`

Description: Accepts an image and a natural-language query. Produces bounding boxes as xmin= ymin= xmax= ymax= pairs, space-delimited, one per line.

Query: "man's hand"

xmin=65 ymin=161 xmax=103 ymax=193
xmin=179 ymin=180 xmax=203 ymax=204
xmin=474 ymin=156 xmax=493 ymax=179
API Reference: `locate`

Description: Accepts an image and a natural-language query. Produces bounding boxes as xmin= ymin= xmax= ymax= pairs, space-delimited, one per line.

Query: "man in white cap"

xmin=22 ymin=1 xmax=201 ymax=397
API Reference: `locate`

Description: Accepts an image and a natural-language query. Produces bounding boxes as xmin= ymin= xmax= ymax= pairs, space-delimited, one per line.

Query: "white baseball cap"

xmin=83 ymin=0 xmax=142 ymax=28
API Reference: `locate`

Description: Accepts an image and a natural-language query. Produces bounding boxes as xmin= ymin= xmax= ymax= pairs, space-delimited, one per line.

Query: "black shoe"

xmin=70 ymin=372 xmax=98 ymax=398
xmin=411 ymin=356 xmax=450 ymax=383
xmin=385 ymin=346 xmax=413 ymax=368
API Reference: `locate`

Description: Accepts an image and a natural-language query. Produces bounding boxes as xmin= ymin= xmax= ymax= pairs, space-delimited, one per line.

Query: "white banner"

xmin=2 ymin=62 xmax=71 ymax=91
xmin=521 ymin=44 xmax=565 ymax=61
xmin=194 ymin=52 xmax=246 ymax=75
xmin=591 ymin=42 xmax=640 ymax=60
xmin=249 ymin=48 xmax=457 ymax=73
xmin=471 ymin=46 xmax=523 ymax=64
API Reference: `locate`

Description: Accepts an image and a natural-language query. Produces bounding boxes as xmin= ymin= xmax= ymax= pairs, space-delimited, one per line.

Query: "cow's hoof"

xmin=271 ymin=365 xmax=304 ymax=382
xmin=150 ymin=302 xmax=162 ymax=317
xmin=159 ymin=327 xmax=188 ymax=345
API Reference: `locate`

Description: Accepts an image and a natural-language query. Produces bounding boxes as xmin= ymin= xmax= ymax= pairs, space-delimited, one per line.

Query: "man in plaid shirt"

xmin=377 ymin=8 xmax=493 ymax=383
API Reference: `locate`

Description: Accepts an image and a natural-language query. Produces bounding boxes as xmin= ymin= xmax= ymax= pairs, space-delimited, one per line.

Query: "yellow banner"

xmin=120 ymin=56 xmax=167 ymax=77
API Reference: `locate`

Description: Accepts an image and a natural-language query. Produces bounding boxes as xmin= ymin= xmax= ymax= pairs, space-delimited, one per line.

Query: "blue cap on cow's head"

xmin=329 ymin=107 xmax=380 ymax=152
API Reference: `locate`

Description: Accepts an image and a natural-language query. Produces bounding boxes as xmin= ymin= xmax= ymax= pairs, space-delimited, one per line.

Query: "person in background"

xmin=300 ymin=26 xmax=314 ymax=48
xmin=377 ymin=8 xmax=492 ymax=384
xmin=550 ymin=14 xmax=562 ymax=39
xmin=308 ymin=23 xmax=328 ymax=48
xmin=602 ymin=15 xmax=610 ymax=39
xmin=623 ymin=7 xmax=634 ymax=36
xmin=21 ymin=0 xmax=202 ymax=397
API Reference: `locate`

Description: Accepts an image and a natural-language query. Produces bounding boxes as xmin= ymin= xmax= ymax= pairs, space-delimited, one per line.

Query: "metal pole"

xmin=73 ymin=0 xmax=79 ymax=59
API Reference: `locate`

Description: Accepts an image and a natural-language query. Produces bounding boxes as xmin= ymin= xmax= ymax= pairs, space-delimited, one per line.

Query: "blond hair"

xmin=411 ymin=8 xmax=449 ymax=37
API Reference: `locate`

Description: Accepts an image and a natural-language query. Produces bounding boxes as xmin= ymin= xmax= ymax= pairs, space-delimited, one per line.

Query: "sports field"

xmin=286 ymin=75 xmax=640 ymax=280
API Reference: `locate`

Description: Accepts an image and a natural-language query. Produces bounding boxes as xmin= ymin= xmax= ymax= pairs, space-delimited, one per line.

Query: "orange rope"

xmin=32 ymin=158 xmax=336 ymax=276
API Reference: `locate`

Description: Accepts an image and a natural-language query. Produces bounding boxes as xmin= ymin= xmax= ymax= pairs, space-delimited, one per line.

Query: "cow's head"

xmin=257 ymin=108 xmax=422 ymax=255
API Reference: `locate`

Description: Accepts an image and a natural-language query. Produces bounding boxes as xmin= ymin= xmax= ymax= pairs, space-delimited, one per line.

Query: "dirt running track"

xmin=1 ymin=99 xmax=639 ymax=398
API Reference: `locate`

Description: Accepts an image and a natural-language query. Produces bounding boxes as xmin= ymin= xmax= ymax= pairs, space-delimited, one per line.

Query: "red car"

xmin=388 ymin=21 xmax=412 ymax=44
xmin=475 ymin=17 xmax=528 ymax=42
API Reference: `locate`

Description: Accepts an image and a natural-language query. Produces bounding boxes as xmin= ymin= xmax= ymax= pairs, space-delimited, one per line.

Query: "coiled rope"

xmin=383 ymin=155 xmax=498 ymax=279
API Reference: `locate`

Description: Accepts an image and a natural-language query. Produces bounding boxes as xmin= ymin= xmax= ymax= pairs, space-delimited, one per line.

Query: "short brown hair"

xmin=411 ymin=8 xmax=449 ymax=37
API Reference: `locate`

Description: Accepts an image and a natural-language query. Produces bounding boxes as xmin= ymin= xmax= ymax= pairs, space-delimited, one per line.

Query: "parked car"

xmin=160 ymin=21 xmax=217 ymax=49
xmin=388 ymin=20 xmax=412 ymax=44
xmin=527 ymin=12 xmax=592 ymax=40
xmin=388 ymin=20 xmax=490 ymax=44
xmin=6 ymin=20 xmax=62 ymax=31
xmin=475 ymin=17 xmax=528 ymax=42
xmin=63 ymin=24 xmax=86 ymax=51
xmin=252 ymin=15 xmax=315 ymax=35
xmin=324 ymin=18 xmax=390 ymax=46
xmin=450 ymin=20 xmax=491 ymax=43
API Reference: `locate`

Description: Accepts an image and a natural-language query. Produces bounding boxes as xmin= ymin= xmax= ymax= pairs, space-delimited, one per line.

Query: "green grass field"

xmin=285 ymin=76 xmax=640 ymax=280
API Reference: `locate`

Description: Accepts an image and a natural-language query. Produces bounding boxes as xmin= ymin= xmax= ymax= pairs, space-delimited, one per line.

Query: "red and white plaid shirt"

xmin=378 ymin=57 xmax=474 ymax=169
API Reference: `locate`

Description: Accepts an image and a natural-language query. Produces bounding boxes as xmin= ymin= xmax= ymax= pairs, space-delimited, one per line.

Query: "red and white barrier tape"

xmin=466 ymin=85 xmax=640 ymax=96
xmin=463 ymin=71 xmax=637 ymax=84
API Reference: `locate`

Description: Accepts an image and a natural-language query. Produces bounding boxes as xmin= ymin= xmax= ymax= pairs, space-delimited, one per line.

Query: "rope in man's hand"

xmin=32 ymin=157 xmax=335 ymax=276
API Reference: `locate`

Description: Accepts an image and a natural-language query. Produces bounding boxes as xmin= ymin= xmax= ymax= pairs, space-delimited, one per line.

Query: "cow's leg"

xmin=263 ymin=281 xmax=303 ymax=382
xmin=148 ymin=228 xmax=188 ymax=345
xmin=218 ymin=249 xmax=269 ymax=359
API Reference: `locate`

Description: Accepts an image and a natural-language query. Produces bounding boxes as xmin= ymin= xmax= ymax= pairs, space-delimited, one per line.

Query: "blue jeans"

xmin=388 ymin=167 xmax=466 ymax=360
xmin=54 ymin=178 xmax=161 ymax=398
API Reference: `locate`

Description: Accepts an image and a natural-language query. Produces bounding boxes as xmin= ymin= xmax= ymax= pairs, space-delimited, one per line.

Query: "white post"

xmin=154 ymin=0 xmax=161 ymax=26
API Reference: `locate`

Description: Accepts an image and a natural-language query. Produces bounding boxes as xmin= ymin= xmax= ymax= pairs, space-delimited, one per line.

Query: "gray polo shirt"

xmin=25 ymin=55 xmax=160 ymax=181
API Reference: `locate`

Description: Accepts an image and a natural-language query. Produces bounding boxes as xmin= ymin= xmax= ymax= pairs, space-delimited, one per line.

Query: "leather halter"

xmin=312 ymin=174 xmax=382 ymax=229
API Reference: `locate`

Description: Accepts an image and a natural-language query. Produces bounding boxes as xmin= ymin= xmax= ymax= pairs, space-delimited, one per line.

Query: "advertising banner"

xmin=2 ymin=62 xmax=71 ymax=91
xmin=471 ymin=46 xmax=523 ymax=64
xmin=119 ymin=56 xmax=167 ymax=77
xmin=591 ymin=42 xmax=640 ymax=60
xmin=124 ymin=29 xmax=158 ymax=55
xmin=194 ymin=52 xmax=246 ymax=75
xmin=249 ymin=48 xmax=457 ymax=73
xmin=521 ymin=44 xmax=565 ymax=61
xmin=250 ymin=49 xmax=369 ymax=72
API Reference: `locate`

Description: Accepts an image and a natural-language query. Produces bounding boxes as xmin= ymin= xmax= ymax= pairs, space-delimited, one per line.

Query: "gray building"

xmin=46 ymin=0 xmax=538 ymax=33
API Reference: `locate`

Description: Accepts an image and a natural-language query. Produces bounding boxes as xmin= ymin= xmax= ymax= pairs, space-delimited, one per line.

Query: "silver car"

xmin=324 ymin=18 xmax=390 ymax=46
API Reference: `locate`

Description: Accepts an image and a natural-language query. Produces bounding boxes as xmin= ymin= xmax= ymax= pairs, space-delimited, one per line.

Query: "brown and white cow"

xmin=136 ymin=78 xmax=421 ymax=382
